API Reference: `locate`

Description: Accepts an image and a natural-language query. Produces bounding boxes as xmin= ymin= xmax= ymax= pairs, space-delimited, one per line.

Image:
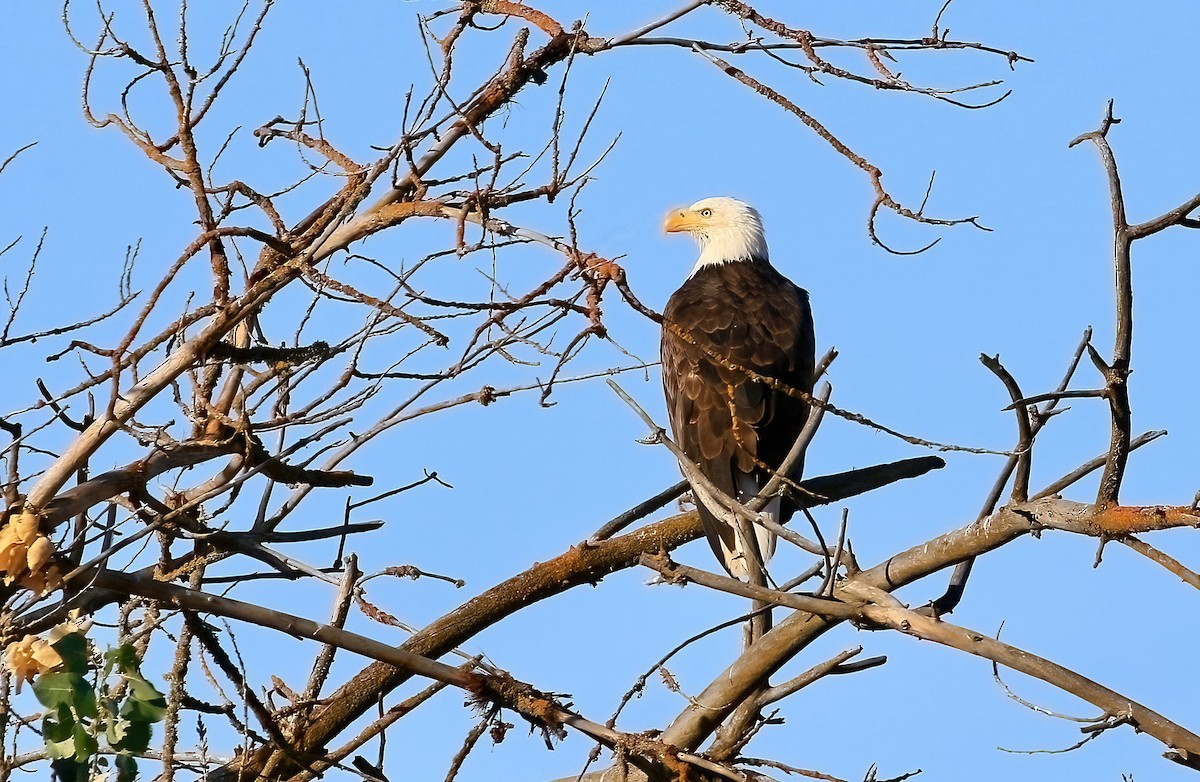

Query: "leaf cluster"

xmin=32 ymin=632 xmax=166 ymax=782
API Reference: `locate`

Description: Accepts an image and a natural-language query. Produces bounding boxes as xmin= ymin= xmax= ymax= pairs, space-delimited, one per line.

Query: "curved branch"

xmin=848 ymin=583 xmax=1200 ymax=769
xmin=1069 ymin=100 xmax=1132 ymax=508
xmin=213 ymin=456 xmax=943 ymax=779
xmin=658 ymin=497 xmax=1200 ymax=752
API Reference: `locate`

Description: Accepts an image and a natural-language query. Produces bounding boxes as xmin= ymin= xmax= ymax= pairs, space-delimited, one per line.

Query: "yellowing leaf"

xmin=4 ymin=635 xmax=64 ymax=688
xmin=0 ymin=524 xmax=18 ymax=555
xmin=31 ymin=640 xmax=63 ymax=671
xmin=19 ymin=564 xmax=62 ymax=596
xmin=26 ymin=535 xmax=53 ymax=573
xmin=49 ymin=615 xmax=90 ymax=644
xmin=0 ymin=526 xmax=26 ymax=580
xmin=11 ymin=512 xmax=39 ymax=544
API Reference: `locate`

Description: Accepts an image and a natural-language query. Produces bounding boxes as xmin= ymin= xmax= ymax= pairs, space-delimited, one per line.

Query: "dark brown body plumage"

xmin=661 ymin=258 xmax=815 ymax=577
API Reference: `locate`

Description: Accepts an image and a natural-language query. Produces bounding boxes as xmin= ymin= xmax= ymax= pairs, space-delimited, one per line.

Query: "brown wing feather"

xmin=661 ymin=260 xmax=815 ymax=575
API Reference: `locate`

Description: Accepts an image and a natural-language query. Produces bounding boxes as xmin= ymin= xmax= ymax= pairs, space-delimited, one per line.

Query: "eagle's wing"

xmin=662 ymin=263 xmax=815 ymax=580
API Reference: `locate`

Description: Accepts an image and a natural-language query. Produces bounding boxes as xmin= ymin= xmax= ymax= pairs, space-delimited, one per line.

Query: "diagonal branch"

xmin=224 ymin=458 xmax=941 ymax=780
xmin=845 ymin=582 xmax=1200 ymax=769
xmin=657 ymin=496 xmax=1200 ymax=752
xmin=93 ymin=568 xmax=744 ymax=782
xmin=692 ymin=45 xmax=987 ymax=254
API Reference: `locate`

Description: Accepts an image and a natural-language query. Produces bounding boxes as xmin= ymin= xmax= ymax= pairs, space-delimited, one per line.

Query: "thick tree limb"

xmin=41 ymin=440 xmax=240 ymax=525
xmin=212 ymin=456 xmax=942 ymax=779
xmin=657 ymin=497 xmax=1200 ymax=752
xmin=846 ymin=582 xmax=1200 ymax=770
xmin=91 ymin=569 xmax=739 ymax=782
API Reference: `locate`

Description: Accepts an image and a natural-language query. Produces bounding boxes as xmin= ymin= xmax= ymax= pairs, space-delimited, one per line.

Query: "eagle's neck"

xmin=689 ymin=224 xmax=769 ymax=277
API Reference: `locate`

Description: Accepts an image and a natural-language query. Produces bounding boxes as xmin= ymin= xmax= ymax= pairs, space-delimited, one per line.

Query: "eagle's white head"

xmin=664 ymin=196 xmax=768 ymax=276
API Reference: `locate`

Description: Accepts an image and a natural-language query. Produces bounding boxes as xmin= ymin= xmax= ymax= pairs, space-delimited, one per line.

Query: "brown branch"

xmin=314 ymin=23 xmax=603 ymax=261
xmin=1003 ymin=388 xmax=1107 ymax=409
xmin=40 ymin=440 xmax=240 ymax=526
xmin=980 ymin=354 xmax=1031 ymax=502
xmin=604 ymin=609 xmax=766 ymax=739
xmin=0 ymin=142 xmax=36 ymax=177
xmin=709 ymin=0 xmax=1010 ymax=107
xmin=657 ymin=497 xmax=1200 ymax=753
xmin=587 ymin=480 xmax=688 ymax=542
xmin=93 ymin=568 xmax=744 ymax=781
xmin=1129 ymin=191 xmax=1200 ymax=239
xmin=479 ymin=0 xmax=563 ymax=38
xmin=185 ymin=613 xmax=295 ymax=757
xmin=691 ymin=45 xmax=987 ymax=253
xmin=640 ymin=553 xmax=862 ymax=620
xmin=624 ymin=34 xmax=1031 ymax=66
xmin=931 ymin=426 xmax=1164 ymax=616
xmin=1069 ymin=100 xmax=1132 ymax=508
xmin=1121 ymin=537 xmax=1200 ymax=592
xmin=604 ymin=1 xmax=707 ymax=48
xmin=285 ymin=676 xmax=453 ymax=782
xmin=207 ymin=340 xmax=333 ymax=366
xmin=846 ymin=583 xmax=1200 ymax=769
xmin=246 ymin=434 xmax=373 ymax=489
xmin=209 ymin=457 xmax=942 ymax=779
xmin=754 ymin=647 xmax=875 ymax=709
xmin=31 ymin=12 xmax=608 ymax=539
xmin=1034 ymin=429 xmax=1165 ymax=501
xmin=295 ymin=555 xmax=361 ymax=737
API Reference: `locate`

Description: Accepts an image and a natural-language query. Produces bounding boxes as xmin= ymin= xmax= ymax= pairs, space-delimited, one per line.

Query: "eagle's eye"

xmin=700 ymin=208 xmax=713 ymax=218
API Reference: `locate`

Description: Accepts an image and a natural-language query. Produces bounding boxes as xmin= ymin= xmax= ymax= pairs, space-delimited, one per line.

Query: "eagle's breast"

xmin=662 ymin=259 xmax=815 ymax=484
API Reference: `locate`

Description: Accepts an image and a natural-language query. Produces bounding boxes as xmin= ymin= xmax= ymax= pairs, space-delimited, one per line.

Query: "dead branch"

xmin=238 ymin=458 xmax=941 ymax=778
xmin=845 ymin=582 xmax=1200 ymax=769
xmin=1068 ymin=101 xmax=1132 ymax=508
xmin=656 ymin=497 xmax=1200 ymax=753
xmin=691 ymin=46 xmax=988 ymax=254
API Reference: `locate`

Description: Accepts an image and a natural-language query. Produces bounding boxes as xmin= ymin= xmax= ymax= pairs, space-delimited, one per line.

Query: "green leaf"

xmin=32 ymin=670 xmax=97 ymax=720
xmin=52 ymin=632 xmax=89 ymax=674
xmin=116 ymin=752 xmax=139 ymax=782
xmin=44 ymin=732 xmax=78 ymax=761
xmin=121 ymin=674 xmax=167 ymax=723
xmin=127 ymin=674 xmax=163 ymax=702
xmin=50 ymin=757 xmax=88 ymax=782
xmin=115 ymin=719 xmax=151 ymax=754
xmin=44 ymin=704 xmax=75 ymax=742
xmin=73 ymin=679 xmax=98 ymax=720
xmin=72 ymin=722 xmax=97 ymax=763
xmin=32 ymin=672 xmax=82 ymax=710
xmin=105 ymin=711 xmax=129 ymax=746
xmin=104 ymin=643 xmax=140 ymax=677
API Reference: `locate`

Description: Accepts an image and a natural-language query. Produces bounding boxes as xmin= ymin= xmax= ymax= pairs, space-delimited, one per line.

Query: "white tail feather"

xmin=728 ymin=473 xmax=776 ymax=582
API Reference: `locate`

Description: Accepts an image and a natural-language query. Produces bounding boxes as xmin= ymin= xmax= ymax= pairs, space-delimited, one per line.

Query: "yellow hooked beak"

xmin=664 ymin=209 xmax=700 ymax=234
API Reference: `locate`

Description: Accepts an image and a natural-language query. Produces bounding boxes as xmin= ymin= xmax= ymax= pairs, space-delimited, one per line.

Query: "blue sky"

xmin=2 ymin=2 xmax=1200 ymax=780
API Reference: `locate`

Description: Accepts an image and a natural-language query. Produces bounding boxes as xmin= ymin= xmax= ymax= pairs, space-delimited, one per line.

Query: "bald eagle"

xmin=661 ymin=197 xmax=816 ymax=582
